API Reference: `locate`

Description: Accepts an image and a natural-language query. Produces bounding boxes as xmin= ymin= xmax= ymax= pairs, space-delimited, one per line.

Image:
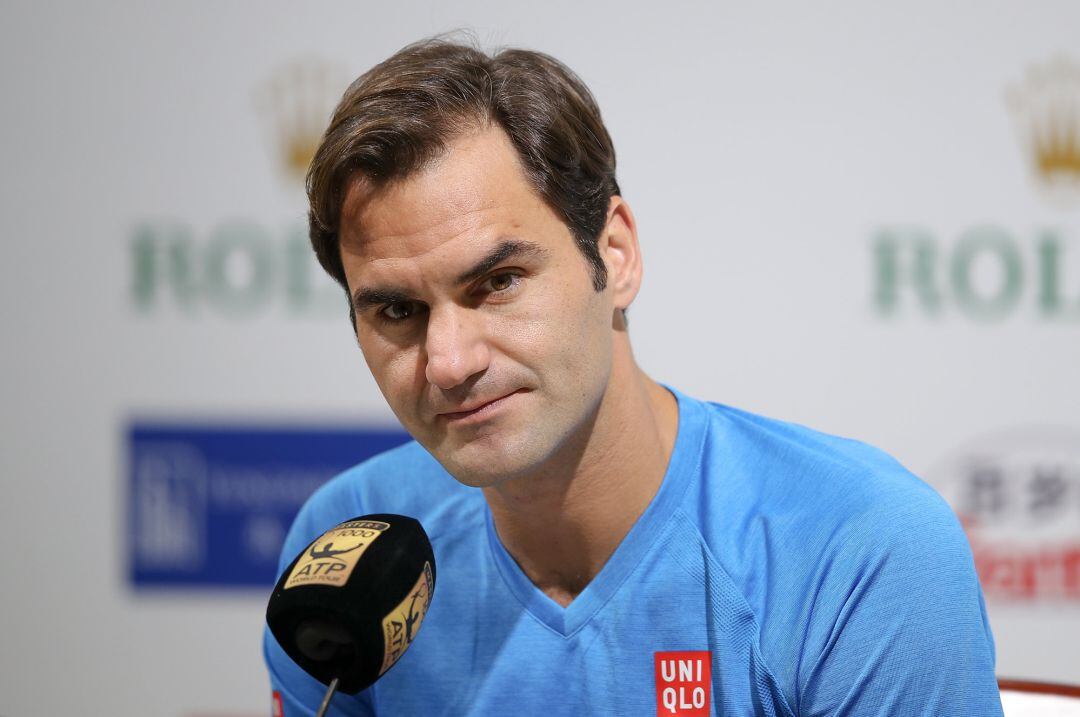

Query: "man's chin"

xmin=436 ymin=453 xmax=526 ymax=489
xmin=425 ymin=438 xmax=537 ymax=489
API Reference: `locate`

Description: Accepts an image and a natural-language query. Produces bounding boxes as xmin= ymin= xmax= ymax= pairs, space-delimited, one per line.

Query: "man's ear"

xmin=598 ymin=196 xmax=643 ymax=311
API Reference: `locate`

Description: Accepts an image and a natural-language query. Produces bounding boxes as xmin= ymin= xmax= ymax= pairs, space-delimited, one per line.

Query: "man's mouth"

xmin=438 ymin=389 xmax=525 ymax=421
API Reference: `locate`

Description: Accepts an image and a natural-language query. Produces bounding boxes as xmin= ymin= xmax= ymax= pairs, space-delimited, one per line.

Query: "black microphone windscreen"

xmin=266 ymin=513 xmax=436 ymax=694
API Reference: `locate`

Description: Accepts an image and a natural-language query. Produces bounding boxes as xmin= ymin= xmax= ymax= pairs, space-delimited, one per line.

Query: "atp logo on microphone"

xmin=284 ymin=520 xmax=390 ymax=589
xmin=379 ymin=561 xmax=435 ymax=675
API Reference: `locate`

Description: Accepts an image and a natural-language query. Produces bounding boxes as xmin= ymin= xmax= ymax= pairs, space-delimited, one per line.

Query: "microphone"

xmin=266 ymin=513 xmax=436 ymax=714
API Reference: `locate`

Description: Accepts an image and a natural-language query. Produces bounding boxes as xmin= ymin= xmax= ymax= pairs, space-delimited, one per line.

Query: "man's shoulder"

xmin=682 ymin=394 xmax=969 ymax=591
xmin=319 ymin=440 xmax=467 ymax=502
xmin=692 ymin=397 xmax=949 ymax=526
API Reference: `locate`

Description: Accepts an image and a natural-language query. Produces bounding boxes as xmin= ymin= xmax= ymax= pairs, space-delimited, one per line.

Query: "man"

xmin=265 ymin=38 xmax=1002 ymax=715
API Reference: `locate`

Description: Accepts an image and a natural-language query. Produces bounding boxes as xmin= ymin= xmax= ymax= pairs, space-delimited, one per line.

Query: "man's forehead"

xmin=339 ymin=127 xmax=535 ymax=257
xmin=342 ymin=190 xmax=510 ymax=264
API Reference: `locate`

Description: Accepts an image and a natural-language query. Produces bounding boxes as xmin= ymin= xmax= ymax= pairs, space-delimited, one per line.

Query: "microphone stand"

xmin=315 ymin=677 xmax=340 ymax=717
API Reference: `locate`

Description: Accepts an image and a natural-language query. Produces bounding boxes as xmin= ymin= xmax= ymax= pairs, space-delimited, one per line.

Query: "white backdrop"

xmin=2 ymin=1 xmax=1078 ymax=715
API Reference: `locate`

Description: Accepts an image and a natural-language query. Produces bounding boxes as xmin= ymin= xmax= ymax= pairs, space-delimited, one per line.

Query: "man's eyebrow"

xmin=352 ymin=287 xmax=413 ymax=313
xmin=351 ymin=239 xmax=548 ymax=313
xmin=454 ymin=239 xmax=548 ymax=285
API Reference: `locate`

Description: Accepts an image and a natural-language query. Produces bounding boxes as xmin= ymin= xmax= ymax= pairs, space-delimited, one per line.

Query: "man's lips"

xmin=437 ymin=390 xmax=523 ymax=420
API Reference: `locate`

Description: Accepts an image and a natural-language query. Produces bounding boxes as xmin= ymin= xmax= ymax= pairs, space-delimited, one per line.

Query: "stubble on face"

xmin=337 ymin=126 xmax=616 ymax=488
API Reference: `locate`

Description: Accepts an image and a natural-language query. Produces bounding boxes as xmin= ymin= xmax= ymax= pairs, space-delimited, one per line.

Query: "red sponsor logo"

xmin=272 ymin=691 xmax=283 ymax=717
xmin=965 ymin=522 xmax=1080 ymax=600
xmin=654 ymin=651 xmax=711 ymax=716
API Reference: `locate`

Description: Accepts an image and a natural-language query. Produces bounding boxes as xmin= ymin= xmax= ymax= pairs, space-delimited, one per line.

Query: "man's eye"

xmin=380 ymin=301 xmax=422 ymax=321
xmin=484 ymin=273 xmax=520 ymax=293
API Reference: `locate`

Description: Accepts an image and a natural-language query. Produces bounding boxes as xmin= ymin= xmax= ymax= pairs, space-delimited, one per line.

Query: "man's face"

xmin=338 ymin=126 xmax=617 ymax=487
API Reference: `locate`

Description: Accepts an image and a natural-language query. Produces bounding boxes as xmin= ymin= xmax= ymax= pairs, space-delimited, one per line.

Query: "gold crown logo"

xmin=256 ymin=58 xmax=349 ymax=185
xmin=1006 ymin=55 xmax=1080 ymax=202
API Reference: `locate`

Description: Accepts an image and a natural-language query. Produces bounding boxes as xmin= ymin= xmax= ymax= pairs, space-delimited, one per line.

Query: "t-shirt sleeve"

xmin=262 ymin=481 xmax=377 ymax=716
xmin=795 ymin=485 xmax=1003 ymax=717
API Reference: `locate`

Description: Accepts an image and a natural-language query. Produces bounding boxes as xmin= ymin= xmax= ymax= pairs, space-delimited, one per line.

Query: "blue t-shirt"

xmin=264 ymin=388 xmax=1002 ymax=716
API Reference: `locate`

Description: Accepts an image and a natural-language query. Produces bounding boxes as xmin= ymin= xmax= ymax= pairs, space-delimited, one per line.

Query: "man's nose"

xmin=423 ymin=306 xmax=491 ymax=390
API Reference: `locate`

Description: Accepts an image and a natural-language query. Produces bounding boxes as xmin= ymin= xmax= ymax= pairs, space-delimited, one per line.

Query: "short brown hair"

xmin=306 ymin=37 xmax=620 ymax=316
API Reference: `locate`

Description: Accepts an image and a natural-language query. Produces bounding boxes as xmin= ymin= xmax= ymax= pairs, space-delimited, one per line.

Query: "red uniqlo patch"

xmin=271 ymin=691 xmax=284 ymax=717
xmin=654 ymin=651 xmax=711 ymax=716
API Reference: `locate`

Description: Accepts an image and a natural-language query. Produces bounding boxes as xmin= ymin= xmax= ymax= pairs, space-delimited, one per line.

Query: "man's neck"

xmin=482 ymin=349 xmax=679 ymax=607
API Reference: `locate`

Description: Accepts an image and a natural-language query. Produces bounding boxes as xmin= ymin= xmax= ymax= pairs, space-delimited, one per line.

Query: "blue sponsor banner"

xmin=128 ymin=423 xmax=410 ymax=588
